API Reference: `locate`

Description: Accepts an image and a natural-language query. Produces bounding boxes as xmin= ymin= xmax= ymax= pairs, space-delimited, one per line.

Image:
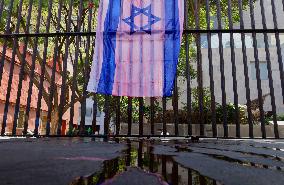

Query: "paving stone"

xmin=188 ymin=146 xmax=284 ymax=168
xmin=189 ymin=140 xmax=284 ymax=158
xmin=153 ymin=140 xmax=284 ymax=185
xmin=0 ymin=138 xmax=125 ymax=185
xmin=174 ymin=152 xmax=284 ymax=185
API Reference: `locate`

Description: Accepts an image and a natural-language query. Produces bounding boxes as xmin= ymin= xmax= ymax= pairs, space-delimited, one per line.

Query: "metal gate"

xmin=0 ymin=0 xmax=284 ymax=138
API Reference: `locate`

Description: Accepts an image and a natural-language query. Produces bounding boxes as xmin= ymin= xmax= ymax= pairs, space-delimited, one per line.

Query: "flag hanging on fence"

xmin=87 ymin=0 xmax=184 ymax=97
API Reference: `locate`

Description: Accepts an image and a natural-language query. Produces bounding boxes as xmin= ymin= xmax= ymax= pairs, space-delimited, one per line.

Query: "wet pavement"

xmin=0 ymin=138 xmax=125 ymax=185
xmin=0 ymin=138 xmax=284 ymax=185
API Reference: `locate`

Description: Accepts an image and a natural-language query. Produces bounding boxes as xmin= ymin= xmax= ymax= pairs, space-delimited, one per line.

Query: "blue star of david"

xmin=122 ymin=4 xmax=161 ymax=34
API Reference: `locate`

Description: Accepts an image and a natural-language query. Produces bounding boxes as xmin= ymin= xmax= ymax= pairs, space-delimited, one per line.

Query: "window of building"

xmin=250 ymin=61 xmax=268 ymax=80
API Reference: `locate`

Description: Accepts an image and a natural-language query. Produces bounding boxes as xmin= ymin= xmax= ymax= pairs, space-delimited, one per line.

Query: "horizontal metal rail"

xmin=0 ymin=29 xmax=284 ymax=38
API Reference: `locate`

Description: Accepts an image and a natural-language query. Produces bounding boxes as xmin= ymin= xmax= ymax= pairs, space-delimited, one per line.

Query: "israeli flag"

xmin=87 ymin=0 xmax=184 ymax=97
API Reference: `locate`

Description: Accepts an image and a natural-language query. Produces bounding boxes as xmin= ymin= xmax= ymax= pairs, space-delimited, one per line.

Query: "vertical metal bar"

xmin=68 ymin=0 xmax=84 ymax=135
xmin=185 ymin=0 xmax=192 ymax=136
xmin=110 ymin=159 xmax=119 ymax=178
xmin=90 ymin=37 xmax=97 ymax=135
xmin=162 ymin=97 xmax=167 ymax=136
xmin=23 ymin=0 xmax=43 ymax=135
xmin=173 ymin=78 xmax=179 ymax=136
xmin=238 ymin=0 xmax=254 ymax=138
xmin=162 ymin=156 xmax=167 ymax=182
xmin=271 ymin=1 xmax=284 ymax=105
xmin=137 ymin=0 xmax=143 ymax=99
xmin=116 ymin=96 xmax=121 ymax=136
xmin=79 ymin=0 xmax=93 ymax=135
xmin=46 ymin=0 xmax=63 ymax=136
xmin=194 ymin=0 xmax=204 ymax=136
xmin=188 ymin=169 xmax=192 ymax=185
xmin=271 ymin=0 xmax=282 ymax=137
xmin=150 ymin=97 xmax=155 ymax=135
xmin=78 ymin=60 xmax=86 ymax=132
xmin=127 ymin=97 xmax=132 ymax=136
xmin=205 ymin=0 xmax=217 ymax=137
xmin=126 ymin=139 xmax=131 ymax=166
xmin=82 ymin=0 xmax=94 ymax=134
xmin=58 ymin=0 xmax=74 ymax=135
xmin=139 ymin=97 xmax=143 ymax=136
xmin=34 ymin=0 xmax=53 ymax=136
xmin=227 ymin=0 xmax=240 ymax=138
xmin=199 ymin=175 xmax=206 ymax=185
xmin=2 ymin=0 xmax=24 ymax=135
xmin=149 ymin=0 xmax=154 ymax=98
xmin=7 ymin=0 xmax=33 ymax=136
xmin=172 ymin=161 xmax=178 ymax=185
xmin=138 ymin=140 xmax=143 ymax=168
xmin=113 ymin=0 xmax=123 ymax=135
xmin=172 ymin=0 xmax=179 ymax=137
xmin=216 ymin=0 xmax=228 ymax=138
xmin=84 ymin=0 xmax=93 ymax=130
xmin=104 ymin=95 xmax=110 ymax=138
xmin=249 ymin=0 xmax=266 ymax=138
xmin=259 ymin=0 xmax=279 ymax=138
xmin=0 ymin=0 xmax=5 ymax=22
xmin=129 ymin=0 xmax=134 ymax=97
xmin=0 ymin=0 xmax=15 ymax=85
xmin=149 ymin=145 xmax=154 ymax=172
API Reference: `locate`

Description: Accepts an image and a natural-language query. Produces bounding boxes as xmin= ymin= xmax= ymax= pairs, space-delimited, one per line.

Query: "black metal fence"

xmin=0 ymin=0 xmax=284 ymax=138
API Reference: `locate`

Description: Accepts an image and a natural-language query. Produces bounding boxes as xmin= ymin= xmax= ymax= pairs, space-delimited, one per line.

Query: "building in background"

xmin=177 ymin=0 xmax=284 ymax=114
xmin=0 ymin=44 xmax=79 ymax=135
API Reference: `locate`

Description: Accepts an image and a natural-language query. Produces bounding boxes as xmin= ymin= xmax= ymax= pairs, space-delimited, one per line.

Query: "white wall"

xmin=77 ymin=98 xmax=106 ymax=134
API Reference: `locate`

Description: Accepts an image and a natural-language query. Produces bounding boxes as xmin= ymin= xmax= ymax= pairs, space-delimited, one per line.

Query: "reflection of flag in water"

xmin=87 ymin=0 xmax=184 ymax=97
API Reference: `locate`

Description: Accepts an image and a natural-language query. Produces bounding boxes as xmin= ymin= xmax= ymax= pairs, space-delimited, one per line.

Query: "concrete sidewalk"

xmin=0 ymin=138 xmax=125 ymax=185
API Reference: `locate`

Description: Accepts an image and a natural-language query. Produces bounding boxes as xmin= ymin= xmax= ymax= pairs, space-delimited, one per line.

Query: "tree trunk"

xmin=50 ymin=106 xmax=59 ymax=135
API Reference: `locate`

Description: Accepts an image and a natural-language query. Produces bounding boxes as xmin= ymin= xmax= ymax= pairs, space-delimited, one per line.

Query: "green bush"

xmin=216 ymin=103 xmax=248 ymax=125
xmin=265 ymin=114 xmax=284 ymax=125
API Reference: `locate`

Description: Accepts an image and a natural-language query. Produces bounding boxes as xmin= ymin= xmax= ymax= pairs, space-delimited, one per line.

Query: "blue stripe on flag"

xmin=97 ymin=0 xmax=121 ymax=95
xmin=163 ymin=0 xmax=181 ymax=97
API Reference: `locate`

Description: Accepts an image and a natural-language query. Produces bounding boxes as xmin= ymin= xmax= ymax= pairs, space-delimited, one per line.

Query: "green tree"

xmin=0 ymin=0 xmax=100 ymax=134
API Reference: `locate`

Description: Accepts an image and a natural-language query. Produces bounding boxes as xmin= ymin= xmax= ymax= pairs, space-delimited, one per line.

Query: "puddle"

xmin=70 ymin=139 xmax=221 ymax=185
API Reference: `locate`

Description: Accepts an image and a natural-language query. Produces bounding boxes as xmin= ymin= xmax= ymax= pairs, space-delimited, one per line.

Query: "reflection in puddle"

xmin=70 ymin=140 xmax=221 ymax=185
